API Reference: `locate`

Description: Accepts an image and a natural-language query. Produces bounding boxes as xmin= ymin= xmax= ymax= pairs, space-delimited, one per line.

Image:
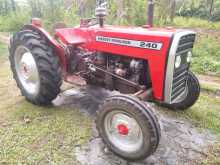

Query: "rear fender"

xmin=22 ymin=24 xmax=67 ymax=73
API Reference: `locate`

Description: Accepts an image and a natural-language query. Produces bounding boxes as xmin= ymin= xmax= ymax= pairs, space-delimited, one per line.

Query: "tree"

xmin=10 ymin=0 xmax=16 ymax=11
xmin=28 ymin=0 xmax=42 ymax=17
xmin=170 ymin=0 xmax=176 ymax=22
xmin=116 ymin=0 xmax=124 ymax=24
xmin=0 ymin=0 xmax=17 ymax=15
xmin=208 ymin=0 xmax=214 ymax=21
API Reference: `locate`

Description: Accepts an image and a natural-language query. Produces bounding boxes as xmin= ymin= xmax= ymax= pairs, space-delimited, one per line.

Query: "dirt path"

xmin=193 ymin=28 xmax=220 ymax=43
xmin=53 ymin=87 xmax=217 ymax=165
xmin=198 ymin=74 xmax=220 ymax=86
xmin=0 ymin=33 xmax=10 ymax=45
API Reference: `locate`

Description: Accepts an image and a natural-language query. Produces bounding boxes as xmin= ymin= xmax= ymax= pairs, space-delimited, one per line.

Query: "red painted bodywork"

xmin=25 ymin=24 xmax=178 ymax=101
xmin=23 ymin=25 xmax=67 ymax=72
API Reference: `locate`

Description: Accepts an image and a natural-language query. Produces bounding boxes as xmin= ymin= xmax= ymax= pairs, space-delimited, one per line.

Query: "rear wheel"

xmin=165 ymin=71 xmax=200 ymax=110
xmin=96 ymin=95 xmax=161 ymax=161
xmin=9 ymin=30 xmax=62 ymax=105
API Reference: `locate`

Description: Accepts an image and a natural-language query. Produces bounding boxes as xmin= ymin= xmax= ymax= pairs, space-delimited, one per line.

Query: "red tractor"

xmin=9 ymin=1 xmax=200 ymax=161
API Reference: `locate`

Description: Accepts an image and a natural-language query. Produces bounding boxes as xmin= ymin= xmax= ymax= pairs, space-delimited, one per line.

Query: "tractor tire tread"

xmin=95 ymin=94 xmax=161 ymax=161
xmin=165 ymin=71 xmax=200 ymax=110
xmin=9 ymin=29 xmax=62 ymax=105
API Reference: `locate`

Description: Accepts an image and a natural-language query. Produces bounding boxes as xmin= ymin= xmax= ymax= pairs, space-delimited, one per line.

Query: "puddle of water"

xmin=53 ymin=86 xmax=217 ymax=165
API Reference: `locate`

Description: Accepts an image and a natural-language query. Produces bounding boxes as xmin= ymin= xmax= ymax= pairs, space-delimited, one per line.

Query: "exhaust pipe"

xmin=147 ymin=0 xmax=154 ymax=27
xmin=95 ymin=1 xmax=107 ymax=28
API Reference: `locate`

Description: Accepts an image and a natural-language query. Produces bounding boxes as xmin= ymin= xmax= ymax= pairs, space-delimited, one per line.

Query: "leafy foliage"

xmin=0 ymin=11 xmax=30 ymax=32
xmin=170 ymin=16 xmax=220 ymax=29
xmin=176 ymin=0 xmax=220 ymax=22
xmin=192 ymin=36 xmax=220 ymax=76
xmin=0 ymin=0 xmax=16 ymax=15
xmin=0 ymin=0 xmax=80 ymax=32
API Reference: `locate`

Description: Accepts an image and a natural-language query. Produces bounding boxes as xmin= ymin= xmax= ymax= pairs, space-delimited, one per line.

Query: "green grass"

xmin=0 ymin=42 xmax=91 ymax=164
xmin=0 ymin=104 xmax=91 ymax=164
xmin=169 ymin=16 xmax=220 ymax=30
xmin=157 ymin=92 xmax=220 ymax=134
xmin=192 ymin=36 xmax=220 ymax=76
xmin=182 ymin=94 xmax=220 ymax=133
xmin=0 ymin=11 xmax=31 ymax=32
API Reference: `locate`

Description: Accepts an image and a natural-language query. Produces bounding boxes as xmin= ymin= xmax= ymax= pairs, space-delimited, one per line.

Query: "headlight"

xmin=175 ymin=56 xmax=181 ymax=68
xmin=187 ymin=51 xmax=192 ymax=63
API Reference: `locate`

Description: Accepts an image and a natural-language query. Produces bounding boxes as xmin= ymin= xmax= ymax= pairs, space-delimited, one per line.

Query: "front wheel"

xmin=96 ymin=95 xmax=161 ymax=161
xmin=165 ymin=71 xmax=200 ymax=110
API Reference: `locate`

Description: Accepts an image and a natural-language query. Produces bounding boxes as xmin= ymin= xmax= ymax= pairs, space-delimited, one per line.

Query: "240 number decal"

xmin=140 ymin=42 xmax=162 ymax=50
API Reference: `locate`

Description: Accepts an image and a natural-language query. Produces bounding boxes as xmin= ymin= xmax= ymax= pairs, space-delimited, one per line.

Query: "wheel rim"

xmin=104 ymin=111 xmax=144 ymax=153
xmin=14 ymin=45 xmax=40 ymax=96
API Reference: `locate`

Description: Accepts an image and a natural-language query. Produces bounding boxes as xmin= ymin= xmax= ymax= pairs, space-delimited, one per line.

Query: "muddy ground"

xmin=53 ymin=86 xmax=217 ymax=165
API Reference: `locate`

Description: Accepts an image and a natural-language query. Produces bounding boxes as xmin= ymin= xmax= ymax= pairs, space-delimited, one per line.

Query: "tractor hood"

xmin=86 ymin=25 xmax=178 ymax=59
xmin=92 ymin=25 xmax=177 ymax=38
xmin=55 ymin=25 xmax=179 ymax=59
xmin=55 ymin=25 xmax=177 ymax=47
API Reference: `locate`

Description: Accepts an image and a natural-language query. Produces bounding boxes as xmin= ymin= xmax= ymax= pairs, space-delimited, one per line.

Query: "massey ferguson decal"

xmin=96 ymin=36 xmax=163 ymax=50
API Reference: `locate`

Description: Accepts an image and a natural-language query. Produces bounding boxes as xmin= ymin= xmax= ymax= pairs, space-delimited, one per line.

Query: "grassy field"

xmin=170 ymin=17 xmax=220 ymax=30
xmin=166 ymin=94 xmax=220 ymax=134
xmin=0 ymin=39 xmax=220 ymax=164
xmin=192 ymin=35 xmax=220 ymax=76
xmin=0 ymin=42 xmax=91 ymax=164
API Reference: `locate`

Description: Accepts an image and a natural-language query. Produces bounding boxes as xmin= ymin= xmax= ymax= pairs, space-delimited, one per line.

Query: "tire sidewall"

xmin=96 ymin=96 xmax=160 ymax=161
xmin=10 ymin=37 xmax=41 ymax=101
xmin=9 ymin=30 xmax=62 ymax=105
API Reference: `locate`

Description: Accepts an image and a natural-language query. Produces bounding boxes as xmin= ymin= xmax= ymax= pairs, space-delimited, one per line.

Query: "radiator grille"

xmin=171 ymin=34 xmax=196 ymax=102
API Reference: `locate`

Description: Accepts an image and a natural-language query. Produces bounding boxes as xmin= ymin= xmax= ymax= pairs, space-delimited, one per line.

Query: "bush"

xmin=169 ymin=17 xmax=220 ymax=30
xmin=43 ymin=7 xmax=80 ymax=32
xmin=0 ymin=7 xmax=79 ymax=33
xmin=0 ymin=11 xmax=30 ymax=32
xmin=192 ymin=36 xmax=220 ymax=76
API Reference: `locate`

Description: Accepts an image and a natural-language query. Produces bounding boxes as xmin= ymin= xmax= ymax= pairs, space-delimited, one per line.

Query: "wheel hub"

xmin=104 ymin=111 xmax=144 ymax=153
xmin=117 ymin=124 xmax=129 ymax=135
xmin=21 ymin=62 xmax=29 ymax=79
xmin=14 ymin=46 xmax=40 ymax=96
